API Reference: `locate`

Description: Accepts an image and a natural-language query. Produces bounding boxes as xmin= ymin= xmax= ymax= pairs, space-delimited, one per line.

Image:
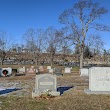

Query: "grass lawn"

xmin=0 ymin=65 xmax=110 ymax=110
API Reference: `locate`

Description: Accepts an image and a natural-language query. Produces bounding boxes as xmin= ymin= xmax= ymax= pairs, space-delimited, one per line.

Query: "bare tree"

xmin=23 ymin=28 xmax=45 ymax=65
xmin=24 ymin=28 xmax=37 ymax=52
xmin=0 ymin=31 xmax=13 ymax=65
xmin=45 ymin=27 xmax=60 ymax=67
xmin=86 ymin=34 xmax=104 ymax=56
xmin=57 ymin=27 xmax=72 ymax=62
xmin=34 ymin=29 xmax=45 ymax=65
xmin=59 ymin=0 xmax=109 ymax=68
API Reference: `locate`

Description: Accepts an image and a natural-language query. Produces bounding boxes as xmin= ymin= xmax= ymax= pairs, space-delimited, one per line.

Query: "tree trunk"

xmin=50 ymin=52 xmax=55 ymax=67
xmin=50 ymin=53 xmax=53 ymax=67
xmin=1 ymin=58 xmax=3 ymax=65
xmin=79 ymin=47 xmax=84 ymax=69
xmin=35 ymin=58 xmax=38 ymax=65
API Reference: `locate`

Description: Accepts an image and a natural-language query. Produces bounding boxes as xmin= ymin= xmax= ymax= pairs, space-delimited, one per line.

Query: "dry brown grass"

xmin=0 ymin=67 xmax=110 ymax=110
xmin=1 ymin=91 xmax=110 ymax=110
xmin=47 ymin=90 xmax=110 ymax=110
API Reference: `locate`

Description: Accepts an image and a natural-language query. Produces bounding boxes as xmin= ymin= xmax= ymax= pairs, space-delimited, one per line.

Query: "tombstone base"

xmin=84 ymin=89 xmax=110 ymax=94
xmin=32 ymin=90 xmax=60 ymax=98
xmin=32 ymin=91 xmax=39 ymax=98
xmin=49 ymin=91 xmax=60 ymax=96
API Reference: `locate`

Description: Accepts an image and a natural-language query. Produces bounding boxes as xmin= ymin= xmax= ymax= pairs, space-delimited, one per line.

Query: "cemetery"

xmin=0 ymin=0 xmax=110 ymax=110
xmin=0 ymin=64 xmax=110 ymax=110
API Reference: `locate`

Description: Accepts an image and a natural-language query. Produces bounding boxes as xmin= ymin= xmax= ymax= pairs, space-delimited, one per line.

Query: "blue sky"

xmin=0 ymin=0 xmax=110 ymax=49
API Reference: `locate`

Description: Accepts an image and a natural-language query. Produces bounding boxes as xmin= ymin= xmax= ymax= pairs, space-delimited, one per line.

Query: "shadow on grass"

xmin=0 ymin=88 xmax=21 ymax=95
xmin=57 ymin=86 xmax=73 ymax=95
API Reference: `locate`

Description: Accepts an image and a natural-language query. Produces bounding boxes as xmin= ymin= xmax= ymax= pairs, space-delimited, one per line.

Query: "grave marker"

xmin=32 ymin=74 xmax=60 ymax=97
xmin=47 ymin=66 xmax=51 ymax=70
xmin=85 ymin=67 xmax=110 ymax=94
xmin=64 ymin=67 xmax=71 ymax=73
xmin=54 ymin=68 xmax=63 ymax=76
xmin=80 ymin=68 xmax=89 ymax=76
xmin=1 ymin=67 xmax=12 ymax=77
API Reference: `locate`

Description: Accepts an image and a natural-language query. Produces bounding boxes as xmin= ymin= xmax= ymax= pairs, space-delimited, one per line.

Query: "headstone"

xmin=80 ymin=68 xmax=89 ymax=76
xmin=18 ymin=66 xmax=25 ymax=74
xmin=47 ymin=66 xmax=51 ymax=70
xmin=0 ymin=68 xmax=2 ymax=77
xmin=85 ymin=67 xmax=110 ymax=94
xmin=49 ymin=69 xmax=54 ymax=73
xmin=36 ymin=69 xmax=38 ymax=74
xmin=64 ymin=67 xmax=71 ymax=73
xmin=32 ymin=74 xmax=60 ymax=97
xmin=12 ymin=69 xmax=17 ymax=75
xmin=54 ymin=68 xmax=63 ymax=76
xmin=27 ymin=66 xmax=35 ymax=74
xmin=1 ymin=67 xmax=12 ymax=77
xmin=39 ymin=66 xmax=44 ymax=72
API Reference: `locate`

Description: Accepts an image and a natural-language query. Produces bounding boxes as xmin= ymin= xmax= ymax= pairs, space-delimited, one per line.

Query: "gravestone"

xmin=80 ymin=68 xmax=89 ymax=76
xmin=64 ymin=67 xmax=71 ymax=73
xmin=36 ymin=69 xmax=38 ymax=74
xmin=47 ymin=66 xmax=51 ymax=70
xmin=32 ymin=74 xmax=60 ymax=97
xmin=85 ymin=67 xmax=110 ymax=94
xmin=18 ymin=66 xmax=25 ymax=74
xmin=12 ymin=69 xmax=17 ymax=75
xmin=0 ymin=68 xmax=2 ymax=77
xmin=39 ymin=66 xmax=44 ymax=72
xmin=54 ymin=68 xmax=63 ymax=76
xmin=1 ymin=67 xmax=12 ymax=77
xmin=27 ymin=66 xmax=35 ymax=74
xmin=16 ymin=67 xmax=25 ymax=76
xmin=49 ymin=69 xmax=54 ymax=73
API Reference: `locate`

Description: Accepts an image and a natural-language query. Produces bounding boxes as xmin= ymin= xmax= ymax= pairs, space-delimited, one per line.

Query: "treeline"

xmin=0 ymin=0 xmax=110 ymax=68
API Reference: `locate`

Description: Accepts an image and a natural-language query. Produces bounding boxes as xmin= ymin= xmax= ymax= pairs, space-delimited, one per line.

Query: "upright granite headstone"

xmin=54 ymin=68 xmax=63 ymax=76
xmin=85 ymin=67 xmax=110 ymax=94
xmin=32 ymin=74 xmax=60 ymax=97
xmin=27 ymin=66 xmax=35 ymax=74
xmin=0 ymin=68 xmax=2 ymax=77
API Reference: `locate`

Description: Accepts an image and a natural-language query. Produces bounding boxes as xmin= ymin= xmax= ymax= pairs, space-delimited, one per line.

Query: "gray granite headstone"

xmin=54 ymin=68 xmax=63 ymax=76
xmin=0 ymin=68 xmax=2 ymax=77
xmin=32 ymin=74 xmax=60 ymax=97
xmin=85 ymin=67 xmax=110 ymax=94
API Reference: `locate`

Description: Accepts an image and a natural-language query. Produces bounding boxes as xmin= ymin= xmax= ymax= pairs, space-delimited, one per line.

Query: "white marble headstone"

xmin=80 ymin=68 xmax=89 ymax=76
xmin=18 ymin=66 xmax=25 ymax=74
xmin=49 ymin=69 xmax=54 ymax=73
xmin=64 ymin=67 xmax=71 ymax=73
xmin=47 ymin=66 xmax=51 ymax=70
xmin=39 ymin=66 xmax=44 ymax=72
